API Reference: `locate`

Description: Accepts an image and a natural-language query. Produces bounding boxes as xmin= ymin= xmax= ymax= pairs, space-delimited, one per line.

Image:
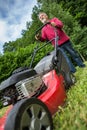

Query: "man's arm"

xmin=35 ymin=30 xmax=46 ymax=42
xmin=51 ymin=17 xmax=63 ymax=28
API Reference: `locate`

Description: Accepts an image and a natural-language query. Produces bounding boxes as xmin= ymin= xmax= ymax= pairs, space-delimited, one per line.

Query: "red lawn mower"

xmin=0 ymin=23 xmax=76 ymax=130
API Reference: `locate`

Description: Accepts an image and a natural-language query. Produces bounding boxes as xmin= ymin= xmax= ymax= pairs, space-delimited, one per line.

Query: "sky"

xmin=0 ymin=0 xmax=37 ymax=53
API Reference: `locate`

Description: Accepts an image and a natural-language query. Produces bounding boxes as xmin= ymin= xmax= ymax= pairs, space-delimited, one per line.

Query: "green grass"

xmin=0 ymin=106 xmax=9 ymax=118
xmin=53 ymin=61 xmax=87 ymax=130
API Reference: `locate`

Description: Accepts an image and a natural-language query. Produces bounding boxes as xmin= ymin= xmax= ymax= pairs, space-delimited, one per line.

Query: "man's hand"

xmin=35 ymin=33 xmax=41 ymax=40
xmin=50 ymin=22 xmax=56 ymax=27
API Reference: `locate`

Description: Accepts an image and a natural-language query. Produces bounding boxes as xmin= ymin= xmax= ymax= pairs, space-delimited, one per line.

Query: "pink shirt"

xmin=41 ymin=17 xmax=70 ymax=46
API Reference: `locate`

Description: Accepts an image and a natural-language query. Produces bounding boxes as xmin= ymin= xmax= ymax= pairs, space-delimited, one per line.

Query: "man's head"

xmin=38 ymin=12 xmax=49 ymax=24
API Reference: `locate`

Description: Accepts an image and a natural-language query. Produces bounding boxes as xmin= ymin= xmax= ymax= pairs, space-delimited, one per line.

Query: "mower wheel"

xmin=64 ymin=72 xmax=76 ymax=89
xmin=4 ymin=98 xmax=53 ymax=130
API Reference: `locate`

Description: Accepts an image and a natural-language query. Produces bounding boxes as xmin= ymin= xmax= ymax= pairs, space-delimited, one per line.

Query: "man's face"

xmin=39 ymin=13 xmax=48 ymax=24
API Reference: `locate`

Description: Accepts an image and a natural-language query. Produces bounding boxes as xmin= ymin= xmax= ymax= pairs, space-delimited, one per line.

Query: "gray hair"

xmin=38 ymin=12 xmax=48 ymax=19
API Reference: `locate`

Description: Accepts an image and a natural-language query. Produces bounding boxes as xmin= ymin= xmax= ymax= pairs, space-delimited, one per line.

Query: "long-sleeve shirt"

xmin=41 ymin=17 xmax=70 ymax=46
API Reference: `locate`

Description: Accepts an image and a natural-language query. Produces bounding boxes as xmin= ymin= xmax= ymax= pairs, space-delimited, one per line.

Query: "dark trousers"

xmin=60 ymin=40 xmax=85 ymax=72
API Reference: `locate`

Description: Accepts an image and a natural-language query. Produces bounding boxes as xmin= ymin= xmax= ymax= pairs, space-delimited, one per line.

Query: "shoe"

xmin=79 ymin=64 xmax=86 ymax=68
xmin=70 ymin=68 xmax=76 ymax=73
xmin=71 ymin=70 xmax=76 ymax=73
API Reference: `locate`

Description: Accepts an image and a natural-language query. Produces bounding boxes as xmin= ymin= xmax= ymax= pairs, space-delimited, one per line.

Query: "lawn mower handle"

xmin=30 ymin=23 xmax=59 ymax=68
xmin=35 ymin=22 xmax=50 ymax=35
xmin=35 ymin=21 xmax=59 ymax=52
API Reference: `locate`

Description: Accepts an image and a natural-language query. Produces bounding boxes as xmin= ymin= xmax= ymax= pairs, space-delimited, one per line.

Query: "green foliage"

xmin=53 ymin=61 xmax=87 ymax=130
xmin=53 ymin=0 xmax=87 ymax=26
xmin=71 ymin=26 xmax=87 ymax=60
xmin=0 ymin=52 xmax=15 ymax=82
xmin=0 ymin=106 xmax=9 ymax=117
xmin=0 ymin=43 xmax=53 ymax=83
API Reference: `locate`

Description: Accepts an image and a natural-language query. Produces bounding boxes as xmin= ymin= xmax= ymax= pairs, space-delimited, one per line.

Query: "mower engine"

xmin=1 ymin=87 xmax=18 ymax=106
xmin=0 ymin=74 xmax=47 ymax=106
xmin=15 ymin=75 xmax=46 ymax=99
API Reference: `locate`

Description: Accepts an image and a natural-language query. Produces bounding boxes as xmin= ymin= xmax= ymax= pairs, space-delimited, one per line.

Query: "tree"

xmin=54 ymin=0 xmax=87 ymax=26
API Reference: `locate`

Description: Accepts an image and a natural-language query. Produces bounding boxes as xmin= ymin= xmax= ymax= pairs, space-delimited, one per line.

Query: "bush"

xmin=0 ymin=43 xmax=53 ymax=83
xmin=71 ymin=26 xmax=87 ymax=61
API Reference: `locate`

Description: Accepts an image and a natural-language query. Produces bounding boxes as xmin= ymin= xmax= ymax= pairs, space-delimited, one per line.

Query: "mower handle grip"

xmin=35 ymin=22 xmax=50 ymax=35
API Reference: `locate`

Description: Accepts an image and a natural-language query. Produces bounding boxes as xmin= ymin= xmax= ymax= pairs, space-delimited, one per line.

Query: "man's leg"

xmin=61 ymin=41 xmax=85 ymax=67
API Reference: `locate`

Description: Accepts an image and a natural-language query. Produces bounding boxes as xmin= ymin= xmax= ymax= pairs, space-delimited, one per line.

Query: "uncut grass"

xmin=53 ymin=62 xmax=87 ymax=130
